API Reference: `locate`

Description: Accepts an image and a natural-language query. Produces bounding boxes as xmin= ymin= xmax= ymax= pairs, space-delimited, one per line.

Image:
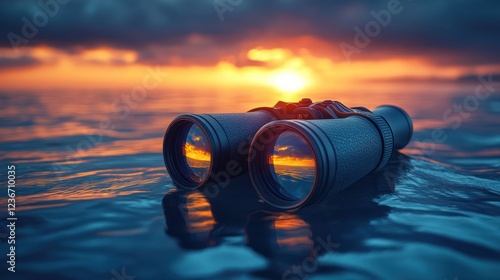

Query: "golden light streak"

xmin=269 ymin=155 xmax=316 ymax=167
xmin=184 ymin=142 xmax=211 ymax=162
xmin=247 ymin=48 xmax=291 ymax=62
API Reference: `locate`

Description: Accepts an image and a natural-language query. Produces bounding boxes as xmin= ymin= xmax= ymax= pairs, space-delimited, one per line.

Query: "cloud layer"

xmin=1 ymin=0 xmax=499 ymax=66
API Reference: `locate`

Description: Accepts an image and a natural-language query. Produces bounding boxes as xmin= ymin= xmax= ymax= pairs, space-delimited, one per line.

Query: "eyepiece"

xmin=373 ymin=105 xmax=413 ymax=149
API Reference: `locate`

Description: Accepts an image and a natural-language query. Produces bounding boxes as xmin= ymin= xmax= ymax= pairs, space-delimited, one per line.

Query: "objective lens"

xmin=268 ymin=131 xmax=316 ymax=200
xmin=182 ymin=124 xmax=211 ymax=182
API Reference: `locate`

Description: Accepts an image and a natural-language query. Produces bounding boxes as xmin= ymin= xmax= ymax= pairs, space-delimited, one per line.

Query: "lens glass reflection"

xmin=269 ymin=131 xmax=316 ymax=200
xmin=183 ymin=124 xmax=211 ymax=181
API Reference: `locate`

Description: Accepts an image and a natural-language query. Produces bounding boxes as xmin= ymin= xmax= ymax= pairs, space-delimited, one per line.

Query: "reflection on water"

xmin=163 ymin=155 xmax=407 ymax=278
xmin=0 ymin=85 xmax=499 ymax=279
xmin=163 ymin=189 xmax=217 ymax=249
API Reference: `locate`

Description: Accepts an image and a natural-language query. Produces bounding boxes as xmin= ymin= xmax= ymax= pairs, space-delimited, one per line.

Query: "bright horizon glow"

xmin=184 ymin=143 xmax=315 ymax=166
xmin=269 ymin=155 xmax=316 ymax=167
xmin=0 ymin=46 xmax=496 ymax=90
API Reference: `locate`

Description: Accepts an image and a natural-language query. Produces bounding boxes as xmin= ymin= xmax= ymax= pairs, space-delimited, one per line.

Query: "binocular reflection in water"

xmin=162 ymin=152 xmax=410 ymax=278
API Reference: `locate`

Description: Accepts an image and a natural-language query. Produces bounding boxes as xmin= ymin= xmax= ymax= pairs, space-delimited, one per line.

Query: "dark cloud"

xmin=274 ymin=131 xmax=314 ymax=158
xmin=0 ymin=0 xmax=499 ymax=66
xmin=0 ymin=55 xmax=40 ymax=69
xmin=364 ymin=73 xmax=500 ymax=84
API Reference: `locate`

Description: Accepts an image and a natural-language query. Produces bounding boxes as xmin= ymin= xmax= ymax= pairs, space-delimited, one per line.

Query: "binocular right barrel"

xmin=249 ymin=106 xmax=412 ymax=209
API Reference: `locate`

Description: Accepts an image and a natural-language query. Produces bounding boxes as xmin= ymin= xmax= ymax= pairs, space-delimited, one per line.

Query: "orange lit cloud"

xmin=247 ymin=48 xmax=292 ymax=63
xmin=276 ymin=146 xmax=290 ymax=152
xmin=2 ymin=45 xmax=497 ymax=94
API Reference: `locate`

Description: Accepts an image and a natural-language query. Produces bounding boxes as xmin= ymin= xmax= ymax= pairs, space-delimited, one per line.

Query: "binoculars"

xmin=163 ymin=98 xmax=413 ymax=209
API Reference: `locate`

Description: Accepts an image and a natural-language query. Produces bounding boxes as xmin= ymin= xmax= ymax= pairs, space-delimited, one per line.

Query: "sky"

xmin=0 ymin=0 xmax=499 ymax=92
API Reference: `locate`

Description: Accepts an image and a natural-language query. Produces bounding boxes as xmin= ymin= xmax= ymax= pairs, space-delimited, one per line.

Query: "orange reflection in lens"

xmin=183 ymin=142 xmax=211 ymax=162
xmin=269 ymin=155 xmax=315 ymax=167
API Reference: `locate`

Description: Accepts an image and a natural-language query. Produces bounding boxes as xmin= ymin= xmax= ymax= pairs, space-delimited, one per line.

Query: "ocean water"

xmin=0 ymin=83 xmax=499 ymax=280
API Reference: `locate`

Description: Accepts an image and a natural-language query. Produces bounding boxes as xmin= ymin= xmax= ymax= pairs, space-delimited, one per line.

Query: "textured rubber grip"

xmin=305 ymin=117 xmax=383 ymax=194
xmin=356 ymin=113 xmax=394 ymax=172
xmin=202 ymin=111 xmax=276 ymax=170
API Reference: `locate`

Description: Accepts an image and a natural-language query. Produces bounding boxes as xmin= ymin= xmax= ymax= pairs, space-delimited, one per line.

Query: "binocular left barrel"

xmin=163 ymin=111 xmax=275 ymax=189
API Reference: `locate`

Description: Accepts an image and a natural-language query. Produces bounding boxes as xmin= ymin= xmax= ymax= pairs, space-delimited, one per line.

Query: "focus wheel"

xmin=359 ymin=112 xmax=394 ymax=172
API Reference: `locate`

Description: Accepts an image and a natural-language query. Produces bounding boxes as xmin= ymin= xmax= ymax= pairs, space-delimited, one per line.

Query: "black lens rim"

xmin=249 ymin=120 xmax=337 ymax=209
xmin=164 ymin=118 xmax=213 ymax=189
xmin=163 ymin=115 xmax=229 ymax=190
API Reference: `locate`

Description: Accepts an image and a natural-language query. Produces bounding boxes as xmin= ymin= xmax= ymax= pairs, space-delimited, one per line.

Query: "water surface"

xmin=0 ymin=84 xmax=499 ymax=279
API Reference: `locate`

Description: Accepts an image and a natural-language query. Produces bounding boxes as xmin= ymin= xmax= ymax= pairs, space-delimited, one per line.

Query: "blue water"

xmin=0 ymin=85 xmax=499 ymax=280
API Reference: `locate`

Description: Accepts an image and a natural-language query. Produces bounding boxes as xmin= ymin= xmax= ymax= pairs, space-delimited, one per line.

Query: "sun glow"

xmin=270 ymin=70 xmax=308 ymax=93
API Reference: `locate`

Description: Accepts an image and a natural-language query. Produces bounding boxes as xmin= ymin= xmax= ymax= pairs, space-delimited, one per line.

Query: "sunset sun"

xmin=270 ymin=70 xmax=308 ymax=93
